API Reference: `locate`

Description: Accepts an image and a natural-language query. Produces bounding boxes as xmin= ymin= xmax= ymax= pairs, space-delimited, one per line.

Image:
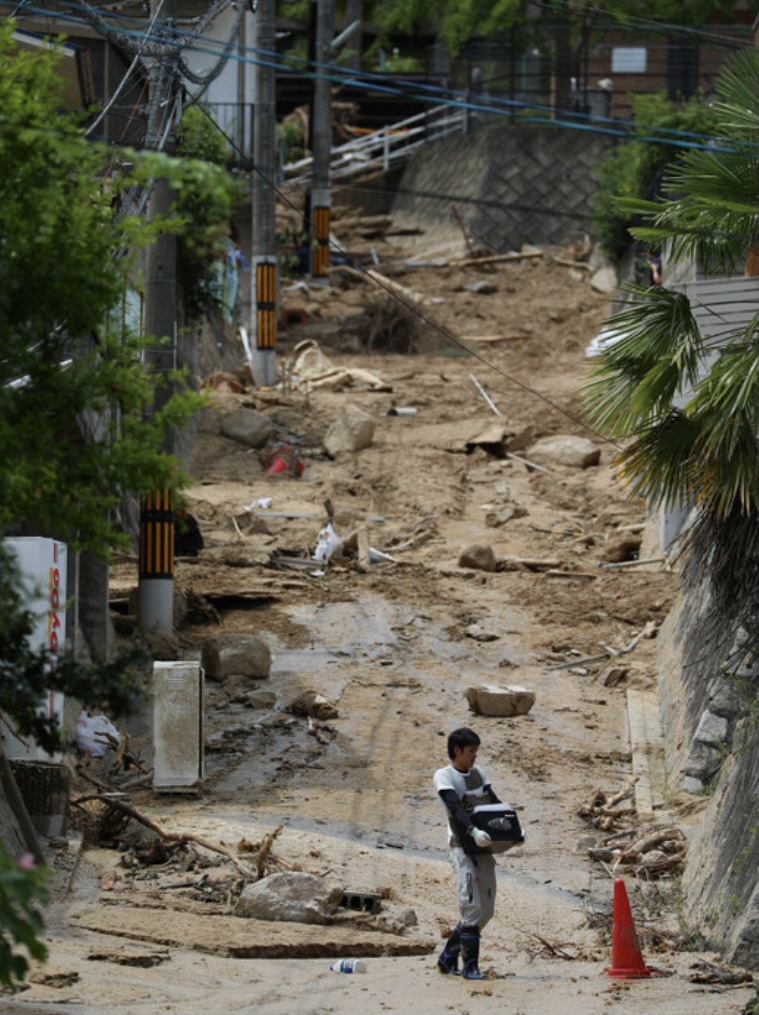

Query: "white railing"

xmin=281 ymin=104 xmax=466 ymax=186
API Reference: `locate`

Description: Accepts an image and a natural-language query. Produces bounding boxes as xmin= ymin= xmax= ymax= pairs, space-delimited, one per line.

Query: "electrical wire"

xmin=3 ymin=0 xmax=748 ymax=444
xmin=84 ymin=0 xmax=165 ymax=137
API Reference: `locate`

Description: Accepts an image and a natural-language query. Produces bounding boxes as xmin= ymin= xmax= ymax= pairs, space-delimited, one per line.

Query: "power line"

xmin=4 ymin=2 xmax=753 ymax=156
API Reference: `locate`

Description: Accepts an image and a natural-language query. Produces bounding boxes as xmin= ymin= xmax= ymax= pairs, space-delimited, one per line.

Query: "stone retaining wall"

xmin=392 ymin=123 xmax=614 ymax=252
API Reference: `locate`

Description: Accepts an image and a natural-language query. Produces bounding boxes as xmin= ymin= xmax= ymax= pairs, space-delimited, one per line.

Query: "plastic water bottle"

xmin=329 ymin=958 xmax=367 ymax=974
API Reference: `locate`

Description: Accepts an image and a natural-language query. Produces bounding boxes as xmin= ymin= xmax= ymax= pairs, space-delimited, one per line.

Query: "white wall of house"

xmin=181 ymin=7 xmax=257 ymax=159
xmin=660 ymin=273 xmax=759 ymax=552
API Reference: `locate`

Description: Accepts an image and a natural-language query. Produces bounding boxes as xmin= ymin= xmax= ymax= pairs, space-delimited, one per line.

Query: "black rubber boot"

xmin=460 ymin=926 xmax=486 ymax=980
xmin=437 ymin=924 xmax=462 ymax=974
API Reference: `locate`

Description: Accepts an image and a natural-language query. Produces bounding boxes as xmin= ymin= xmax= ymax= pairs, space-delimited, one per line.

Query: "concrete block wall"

xmin=392 ymin=123 xmax=614 ymax=252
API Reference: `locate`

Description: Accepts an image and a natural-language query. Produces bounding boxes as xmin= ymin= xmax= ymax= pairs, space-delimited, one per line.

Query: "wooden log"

xmin=454 ymin=250 xmax=545 ymax=268
xmin=460 ymin=334 xmax=532 ymax=344
xmin=616 ymin=827 xmax=685 ymax=863
xmin=544 ymin=570 xmax=598 ymax=581
xmin=329 ymin=264 xmax=427 ymax=304
xmin=500 ymin=556 xmax=561 ymax=571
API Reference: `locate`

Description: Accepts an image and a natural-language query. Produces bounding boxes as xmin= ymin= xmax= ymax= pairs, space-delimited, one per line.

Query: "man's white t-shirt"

xmin=433 ymin=764 xmax=492 ymax=847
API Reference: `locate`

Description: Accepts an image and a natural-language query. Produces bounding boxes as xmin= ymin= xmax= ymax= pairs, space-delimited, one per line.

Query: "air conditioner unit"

xmin=152 ymin=660 xmax=204 ymax=794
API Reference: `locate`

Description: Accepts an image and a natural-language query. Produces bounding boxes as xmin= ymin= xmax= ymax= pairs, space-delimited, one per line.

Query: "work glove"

xmin=470 ymin=827 xmax=492 ymax=848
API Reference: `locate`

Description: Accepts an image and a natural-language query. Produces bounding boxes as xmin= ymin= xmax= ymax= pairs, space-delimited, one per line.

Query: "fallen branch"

xmin=688 ymin=959 xmax=753 ymax=985
xmin=74 ymin=791 xmax=256 ymax=877
xmin=256 ymin=825 xmax=284 ymax=880
xmin=526 ymin=932 xmax=577 ymax=960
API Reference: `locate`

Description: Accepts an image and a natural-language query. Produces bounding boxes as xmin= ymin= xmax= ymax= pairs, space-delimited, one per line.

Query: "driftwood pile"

xmin=70 ymin=736 xmax=296 ymax=900
xmin=579 ymin=781 xmax=687 ymax=880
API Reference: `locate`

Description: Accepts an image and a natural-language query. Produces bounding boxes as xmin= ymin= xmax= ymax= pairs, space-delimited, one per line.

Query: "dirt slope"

xmin=7 ymin=226 xmax=755 ymax=1015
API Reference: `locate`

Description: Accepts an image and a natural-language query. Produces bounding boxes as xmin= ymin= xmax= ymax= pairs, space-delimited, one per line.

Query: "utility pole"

xmin=342 ymin=0 xmax=362 ymax=70
xmin=309 ymin=0 xmax=334 ymax=279
xmin=250 ymin=0 xmax=278 ymax=387
xmin=139 ymin=1 xmax=178 ymax=636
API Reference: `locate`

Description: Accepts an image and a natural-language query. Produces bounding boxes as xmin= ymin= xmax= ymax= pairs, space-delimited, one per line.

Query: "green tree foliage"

xmin=583 ymin=48 xmax=759 ymax=622
xmin=371 ymin=0 xmax=523 ymax=57
xmin=0 ymin=849 xmax=48 ymax=992
xmin=369 ymin=0 xmax=748 ymax=57
xmin=0 ymin=21 xmax=231 ymax=554
xmin=174 ymin=105 xmax=245 ymax=322
xmin=0 ymin=17 xmax=237 ymax=991
xmin=592 ymin=91 xmax=718 ymax=263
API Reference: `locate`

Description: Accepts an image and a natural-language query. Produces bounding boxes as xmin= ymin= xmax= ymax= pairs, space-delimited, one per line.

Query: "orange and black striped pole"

xmin=138 ymin=488 xmax=174 ymax=633
xmin=249 ymin=256 xmax=278 ymax=387
xmin=310 ymin=202 xmax=331 ymax=277
xmin=255 ymin=260 xmax=277 ymax=351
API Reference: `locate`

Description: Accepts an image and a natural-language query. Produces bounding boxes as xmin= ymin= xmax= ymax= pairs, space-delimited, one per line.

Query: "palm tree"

xmin=583 ymin=49 xmax=759 ymax=623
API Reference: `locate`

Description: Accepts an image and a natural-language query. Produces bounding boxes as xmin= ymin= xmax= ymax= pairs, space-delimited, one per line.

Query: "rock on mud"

xmin=526 ymin=435 xmax=601 ymax=469
xmin=466 ymin=684 xmax=536 ymax=717
xmin=219 ymin=407 xmax=274 ymax=448
xmin=201 ymin=633 xmax=272 ymax=681
xmin=234 ymin=871 xmax=344 ymax=924
xmin=288 ymin=690 xmax=339 ymax=720
xmin=458 ymin=544 xmax=497 ymax=571
xmin=323 ymin=404 xmax=376 ymax=455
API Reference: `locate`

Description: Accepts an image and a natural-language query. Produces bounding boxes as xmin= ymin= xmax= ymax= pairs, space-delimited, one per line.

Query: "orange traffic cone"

xmin=607 ymin=879 xmax=652 ymax=978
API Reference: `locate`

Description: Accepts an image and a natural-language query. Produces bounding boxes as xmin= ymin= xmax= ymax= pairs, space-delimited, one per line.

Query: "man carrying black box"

xmin=433 ymin=726 xmax=517 ymax=980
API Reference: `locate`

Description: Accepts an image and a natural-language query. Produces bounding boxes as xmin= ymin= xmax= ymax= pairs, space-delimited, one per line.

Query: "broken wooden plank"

xmin=500 ymin=556 xmax=561 ymax=571
xmin=598 ymin=557 xmax=666 ymax=570
xmin=462 ymin=333 xmax=532 ymax=344
xmin=548 ymin=652 xmax=611 ymax=671
xmin=544 ymin=569 xmax=598 ymax=580
xmin=453 ymin=250 xmax=545 ymax=268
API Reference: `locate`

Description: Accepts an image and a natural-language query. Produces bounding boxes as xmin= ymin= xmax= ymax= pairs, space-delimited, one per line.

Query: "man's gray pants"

xmin=449 ymin=846 xmax=496 ymax=929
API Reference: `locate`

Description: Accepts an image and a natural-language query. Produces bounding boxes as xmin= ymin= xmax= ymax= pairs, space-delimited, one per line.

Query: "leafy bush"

xmin=0 ymin=849 xmax=49 ymax=992
xmin=592 ymin=91 xmax=718 ymax=263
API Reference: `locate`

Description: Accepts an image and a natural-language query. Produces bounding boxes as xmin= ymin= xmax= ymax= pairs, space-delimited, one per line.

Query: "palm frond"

xmin=711 ymin=50 xmax=759 ymax=132
xmin=612 ymin=409 xmax=699 ymax=510
xmin=685 ymin=329 xmax=759 ymax=516
xmin=583 ymin=287 xmax=704 ymax=434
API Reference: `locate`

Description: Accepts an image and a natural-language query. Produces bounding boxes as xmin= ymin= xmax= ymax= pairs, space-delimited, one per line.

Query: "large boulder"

xmin=466 ymin=684 xmax=536 ymax=717
xmin=323 ymin=405 xmax=375 ymax=455
xmin=220 ymin=407 xmax=273 ymax=449
xmin=201 ymin=633 xmax=271 ymax=681
xmin=234 ymin=871 xmax=343 ymax=924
